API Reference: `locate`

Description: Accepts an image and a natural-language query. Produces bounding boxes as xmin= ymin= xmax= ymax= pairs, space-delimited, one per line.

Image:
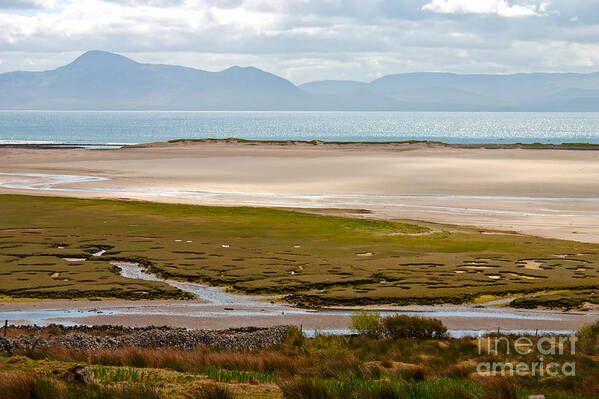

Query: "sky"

xmin=0 ymin=0 xmax=598 ymax=84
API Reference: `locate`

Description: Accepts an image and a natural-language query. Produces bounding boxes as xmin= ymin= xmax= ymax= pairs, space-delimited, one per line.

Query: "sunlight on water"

xmin=1 ymin=111 xmax=599 ymax=144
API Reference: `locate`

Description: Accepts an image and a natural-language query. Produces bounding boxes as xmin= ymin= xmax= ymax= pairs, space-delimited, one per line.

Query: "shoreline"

xmin=2 ymin=298 xmax=596 ymax=333
xmin=151 ymin=138 xmax=599 ymax=150
xmin=3 ymin=138 xmax=599 ymax=151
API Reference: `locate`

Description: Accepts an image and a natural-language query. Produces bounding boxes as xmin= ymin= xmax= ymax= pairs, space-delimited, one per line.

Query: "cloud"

xmin=422 ymin=0 xmax=550 ymax=17
xmin=0 ymin=0 xmax=598 ymax=82
xmin=0 ymin=0 xmax=55 ymax=9
xmin=100 ymin=0 xmax=186 ymax=7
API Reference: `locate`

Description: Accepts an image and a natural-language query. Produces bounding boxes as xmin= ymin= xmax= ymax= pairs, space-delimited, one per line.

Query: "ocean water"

xmin=1 ymin=111 xmax=599 ymax=144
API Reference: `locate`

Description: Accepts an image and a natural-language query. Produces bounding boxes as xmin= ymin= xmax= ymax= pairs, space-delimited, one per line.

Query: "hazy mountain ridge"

xmin=1 ymin=51 xmax=598 ymax=110
xmin=301 ymin=72 xmax=599 ymax=111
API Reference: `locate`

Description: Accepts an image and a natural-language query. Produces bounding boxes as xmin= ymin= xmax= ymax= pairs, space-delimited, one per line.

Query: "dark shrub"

xmin=380 ymin=359 xmax=393 ymax=369
xmin=350 ymin=311 xmax=382 ymax=337
xmin=380 ymin=315 xmax=447 ymax=339
xmin=394 ymin=365 xmax=428 ymax=382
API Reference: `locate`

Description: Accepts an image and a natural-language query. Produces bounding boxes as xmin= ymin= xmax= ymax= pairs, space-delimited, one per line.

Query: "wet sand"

xmin=1 ymin=141 xmax=599 ymax=243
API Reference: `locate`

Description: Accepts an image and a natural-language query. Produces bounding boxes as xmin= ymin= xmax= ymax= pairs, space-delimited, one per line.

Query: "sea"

xmin=1 ymin=110 xmax=599 ymax=145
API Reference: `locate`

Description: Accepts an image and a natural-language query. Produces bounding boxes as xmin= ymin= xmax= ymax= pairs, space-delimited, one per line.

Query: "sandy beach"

xmin=1 ymin=141 xmax=599 ymax=243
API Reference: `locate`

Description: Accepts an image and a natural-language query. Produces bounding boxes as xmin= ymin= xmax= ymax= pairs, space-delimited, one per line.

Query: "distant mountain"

xmin=1 ymin=51 xmax=598 ymax=111
xmin=302 ymin=73 xmax=599 ymax=111
xmin=298 ymin=80 xmax=368 ymax=95
xmin=0 ymin=51 xmax=307 ymax=110
xmin=368 ymin=72 xmax=599 ymax=110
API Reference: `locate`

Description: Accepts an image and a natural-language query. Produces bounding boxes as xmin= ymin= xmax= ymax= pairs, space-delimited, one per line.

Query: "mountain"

xmin=0 ymin=51 xmax=307 ymax=110
xmin=1 ymin=51 xmax=598 ymax=110
xmin=368 ymin=72 xmax=599 ymax=110
xmin=302 ymin=73 xmax=599 ymax=111
xmin=298 ymin=80 xmax=368 ymax=95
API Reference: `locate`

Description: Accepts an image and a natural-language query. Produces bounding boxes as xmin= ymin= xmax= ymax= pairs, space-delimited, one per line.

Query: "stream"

xmin=0 ymin=261 xmax=582 ymax=337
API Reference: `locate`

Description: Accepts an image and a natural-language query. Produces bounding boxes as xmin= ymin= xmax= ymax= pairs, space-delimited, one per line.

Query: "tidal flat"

xmin=1 ymin=194 xmax=598 ymax=309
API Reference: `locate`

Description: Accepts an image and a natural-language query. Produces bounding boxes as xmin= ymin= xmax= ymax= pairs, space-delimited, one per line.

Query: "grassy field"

xmin=2 ymin=322 xmax=599 ymax=399
xmin=1 ymin=194 xmax=599 ymax=305
xmin=511 ymin=290 xmax=599 ymax=310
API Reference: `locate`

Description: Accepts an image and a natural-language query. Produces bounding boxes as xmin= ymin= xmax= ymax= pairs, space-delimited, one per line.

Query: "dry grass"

xmin=184 ymin=384 xmax=238 ymax=399
xmin=0 ymin=371 xmax=165 ymax=399
xmin=46 ymin=345 xmax=310 ymax=376
xmin=7 ymin=322 xmax=592 ymax=398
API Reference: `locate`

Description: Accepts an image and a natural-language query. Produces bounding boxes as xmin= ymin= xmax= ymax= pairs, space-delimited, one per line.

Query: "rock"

xmin=0 ymin=325 xmax=290 ymax=354
xmin=10 ymin=335 xmax=48 ymax=355
xmin=64 ymin=365 xmax=92 ymax=385
xmin=0 ymin=336 xmax=16 ymax=356
xmin=53 ymin=333 xmax=119 ymax=352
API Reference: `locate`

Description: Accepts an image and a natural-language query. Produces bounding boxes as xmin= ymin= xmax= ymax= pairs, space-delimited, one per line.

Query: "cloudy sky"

xmin=0 ymin=0 xmax=598 ymax=83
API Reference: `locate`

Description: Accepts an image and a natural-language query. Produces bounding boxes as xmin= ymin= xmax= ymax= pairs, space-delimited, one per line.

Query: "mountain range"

xmin=1 ymin=50 xmax=598 ymax=111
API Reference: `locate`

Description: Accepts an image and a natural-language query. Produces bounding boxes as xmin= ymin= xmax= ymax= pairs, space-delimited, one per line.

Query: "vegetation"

xmin=206 ymin=366 xmax=280 ymax=384
xmin=350 ymin=313 xmax=447 ymax=339
xmin=511 ymin=290 xmax=599 ymax=310
xmin=0 ymin=373 xmax=165 ymax=399
xmin=92 ymin=365 xmax=162 ymax=383
xmin=380 ymin=315 xmax=447 ymax=339
xmin=185 ymin=384 xmax=238 ymax=399
xmin=278 ymin=377 xmax=512 ymax=399
xmin=350 ymin=312 xmax=382 ymax=337
xmin=1 ymin=194 xmax=599 ymax=306
xmin=578 ymin=321 xmax=599 ymax=354
xmin=3 ymin=321 xmax=599 ymax=398
xmin=164 ymin=137 xmax=599 ymax=150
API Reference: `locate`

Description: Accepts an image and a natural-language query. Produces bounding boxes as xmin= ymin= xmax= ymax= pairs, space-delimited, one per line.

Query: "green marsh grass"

xmin=206 ymin=366 xmax=280 ymax=384
xmin=278 ymin=377 xmax=509 ymax=399
xmin=92 ymin=365 xmax=162 ymax=383
xmin=2 ymin=194 xmax=599 ymax=306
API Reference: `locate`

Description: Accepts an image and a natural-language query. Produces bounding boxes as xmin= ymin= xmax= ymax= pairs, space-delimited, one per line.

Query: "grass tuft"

xmin=185 ymin=384 xmax=238 ymax=399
